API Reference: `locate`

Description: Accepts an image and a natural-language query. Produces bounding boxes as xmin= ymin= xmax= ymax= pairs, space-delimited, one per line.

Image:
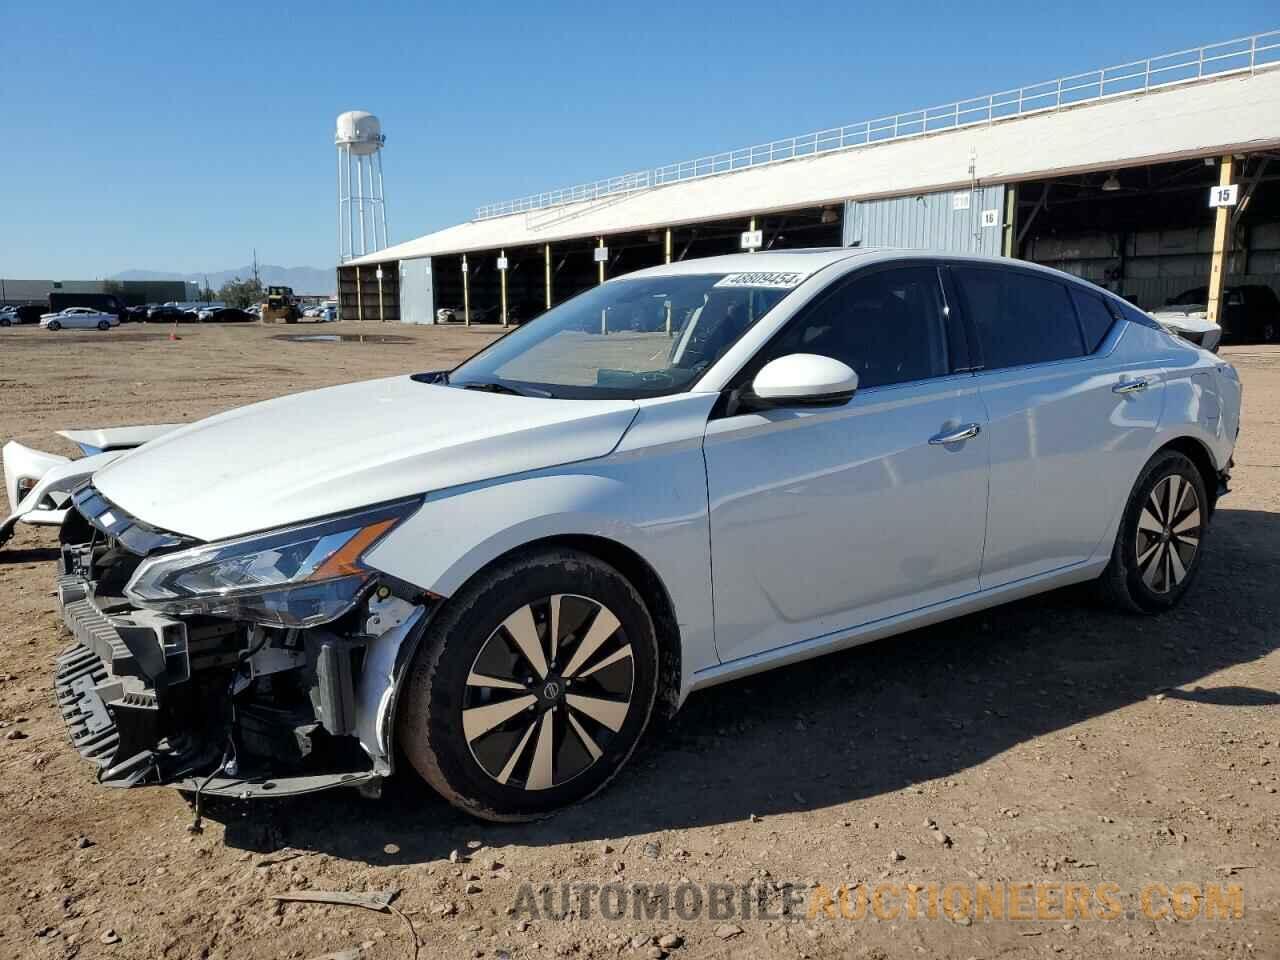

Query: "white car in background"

xmin=1149 ymin=296 xmax=1223 ymax=352
xmin=40 ymin=307 xmax=120 ymax=331
xmin=44 ymin=250 xmax=1240 ymax=820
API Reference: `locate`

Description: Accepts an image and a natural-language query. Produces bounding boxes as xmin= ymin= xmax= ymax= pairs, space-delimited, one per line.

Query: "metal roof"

xmin=348 ymin=65 xmax=1280 ymax=267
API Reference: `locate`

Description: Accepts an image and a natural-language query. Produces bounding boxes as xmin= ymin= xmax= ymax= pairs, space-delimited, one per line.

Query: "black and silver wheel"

xmin=47 ymin=319 xmax=61 ymax=331
xmin=1098 ymin=449 xmax=1208 ymax=613
xmin=399 ymin=548 xmax=659 ymax=821
xmin=97 ymin=319 xmax=111 ymax=330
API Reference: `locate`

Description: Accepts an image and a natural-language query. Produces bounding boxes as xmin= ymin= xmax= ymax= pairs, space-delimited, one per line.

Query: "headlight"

xmin=125 ymin=499 xmax=419 ymax=627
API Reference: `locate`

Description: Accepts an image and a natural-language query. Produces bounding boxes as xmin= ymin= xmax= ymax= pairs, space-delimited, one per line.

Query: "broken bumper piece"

xmin=54 ymin=572 xmax=212 ymax=787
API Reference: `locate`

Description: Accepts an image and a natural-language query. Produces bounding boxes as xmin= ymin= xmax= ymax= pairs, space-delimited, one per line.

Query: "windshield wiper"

xmin=459 ymin=381 xmax=553 ymax=398
xmin=462 ymin=381 xmax=523 ymax=396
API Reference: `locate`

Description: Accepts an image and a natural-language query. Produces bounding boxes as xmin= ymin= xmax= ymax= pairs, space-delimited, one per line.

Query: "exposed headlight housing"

xmin=125 ymin=499 xmax=420 ymax=627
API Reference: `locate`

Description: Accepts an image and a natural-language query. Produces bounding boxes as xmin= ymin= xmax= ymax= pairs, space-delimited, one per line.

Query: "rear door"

xmin=948 ymin=265 xmax=1164 ymax=588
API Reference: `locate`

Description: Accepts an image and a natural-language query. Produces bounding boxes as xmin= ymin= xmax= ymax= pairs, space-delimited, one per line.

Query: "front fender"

xmin=363 ymin=461 xmax=719 ymax=694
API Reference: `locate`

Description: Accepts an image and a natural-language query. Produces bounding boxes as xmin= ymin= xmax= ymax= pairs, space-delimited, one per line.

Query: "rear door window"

xmin=952 ymin=266 xmax=1085 ymax=370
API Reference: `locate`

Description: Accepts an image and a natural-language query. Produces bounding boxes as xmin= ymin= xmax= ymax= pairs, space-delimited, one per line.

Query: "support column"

xmin=500 ymin=248 xmax=508 ymax=327
xmin=462 ymin=255 xmax=470 ymax=326
xmin=597 ymin=236 xmax=606 ymax=284
xmin=664 ymin=228 xmax=672 ymax=264
xmin=544 ymin=243 xmax=552 ymax=310
xmin=1001 ymin=185 xmax=1018 ymax=258
xmin=377 ymin=266 xmax=384 ymax=322
xmin=748 ymin=216 xmax=757 ymax=253
xmin=1207 ymin=155 xmax=1234 ymax=328
xmin=356 ymin=266 xmax=363 ymax=322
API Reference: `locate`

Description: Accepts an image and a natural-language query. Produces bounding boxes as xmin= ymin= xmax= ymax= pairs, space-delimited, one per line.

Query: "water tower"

xmin=336 ymin=111 xmax=389 ymax=262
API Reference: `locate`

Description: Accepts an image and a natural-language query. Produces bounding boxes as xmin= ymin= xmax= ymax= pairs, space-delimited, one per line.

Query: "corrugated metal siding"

xmin=398 ymin=257 xmax=435 ymax=324
xmin=844 ymin=185 xmax=1006 ymax=254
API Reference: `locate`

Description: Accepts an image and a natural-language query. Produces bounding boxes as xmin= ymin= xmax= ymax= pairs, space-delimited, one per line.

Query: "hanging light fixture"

xmin=1101 ymin=172 xmax=1122 ymax=192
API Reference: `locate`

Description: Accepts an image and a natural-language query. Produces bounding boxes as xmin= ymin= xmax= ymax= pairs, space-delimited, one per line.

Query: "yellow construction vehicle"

xmin=260 ymin=286 xmax=301 ymax=324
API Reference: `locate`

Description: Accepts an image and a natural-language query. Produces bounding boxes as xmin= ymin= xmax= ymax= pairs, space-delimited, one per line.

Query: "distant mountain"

xmin=111 ymin=265 xmax=335 ymax=295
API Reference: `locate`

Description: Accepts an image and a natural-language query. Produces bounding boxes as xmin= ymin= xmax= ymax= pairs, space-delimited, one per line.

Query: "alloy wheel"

xmin=1135 ymin=474 xmax=1201 ymax=594
xmin=462 ymin=594 xmax=634 ymax=791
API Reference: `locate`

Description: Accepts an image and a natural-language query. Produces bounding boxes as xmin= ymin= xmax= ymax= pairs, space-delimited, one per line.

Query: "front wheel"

xmin=1097 ymin=449 xmax=1208 ymax=613
xmin=398 ymin=548 xmax=659 ymax=821
xmin=46 ymin=320 xmax=61 ymax=331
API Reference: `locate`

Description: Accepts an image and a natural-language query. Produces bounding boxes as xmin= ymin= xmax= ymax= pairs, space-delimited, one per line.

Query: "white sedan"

xmin=39 ymin=307 xmax=120 ymax=331
xmin=46 ymin=249 xmax=1240 ymax=817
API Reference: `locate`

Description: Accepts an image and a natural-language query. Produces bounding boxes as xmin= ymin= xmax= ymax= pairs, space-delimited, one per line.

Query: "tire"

xmin=398 ymin=547 xmax=659 ymax=821
xmin=46 ymin=320 xmax=61 ymax=331
xmin=97 ymin=319 xmax=110 ymax=330
xmin=0 ymin=318 xmax=9 ymax=327
xmin=1262 ymin=321 xmax=1278 ymax=344
xmin=1097 ymin=449 xmax=1208 ymax=613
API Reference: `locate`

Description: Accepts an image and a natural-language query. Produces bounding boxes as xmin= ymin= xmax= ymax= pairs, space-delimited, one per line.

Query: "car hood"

xmin=1150 ymin=309 xmax=1219 ymax=333
xmin=92 ymin=376 xmax=639 ymax=542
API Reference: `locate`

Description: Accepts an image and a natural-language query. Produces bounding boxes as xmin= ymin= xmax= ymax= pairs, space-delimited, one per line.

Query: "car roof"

xmin=619 ymin=248 xmax=873 ymax=282
xmin=617 ymin=247 xmax=1109 ymax=286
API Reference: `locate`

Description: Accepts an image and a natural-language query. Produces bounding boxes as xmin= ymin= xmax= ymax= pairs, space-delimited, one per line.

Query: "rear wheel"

xmin=97 ymin=319 xmax=110 ymax=330
xmin=398 ymin=548 xmax=659 ymax=821
xmin=1097 ymin=449 xmax=1207 ymax=613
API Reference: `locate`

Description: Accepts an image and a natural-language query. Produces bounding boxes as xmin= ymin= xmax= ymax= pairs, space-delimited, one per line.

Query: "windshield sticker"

xmin=713 ymin=271 xmax=806 ymax=290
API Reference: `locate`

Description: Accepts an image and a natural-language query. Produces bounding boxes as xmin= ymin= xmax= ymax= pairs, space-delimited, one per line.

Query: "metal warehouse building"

xmin=338 ymin=31 xmax=1280 ymax=330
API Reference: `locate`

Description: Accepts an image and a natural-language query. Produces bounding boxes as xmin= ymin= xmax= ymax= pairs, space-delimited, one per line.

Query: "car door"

xmin=703 ymin=263 xmax=990 ymax=665
xmin=948 ymin=264 xmax=1163 ymax=589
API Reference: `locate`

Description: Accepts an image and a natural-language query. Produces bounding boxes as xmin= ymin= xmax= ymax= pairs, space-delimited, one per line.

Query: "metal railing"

xmin=474 ymin=29 xmax=1280 ymax=221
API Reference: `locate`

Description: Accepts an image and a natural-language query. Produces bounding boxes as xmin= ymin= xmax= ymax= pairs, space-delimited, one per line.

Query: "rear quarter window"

xmin=1069 ymin=288 xmax=1117 ymax=353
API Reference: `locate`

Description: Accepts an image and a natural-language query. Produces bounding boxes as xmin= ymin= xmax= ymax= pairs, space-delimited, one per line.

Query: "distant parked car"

xmin=40 ymin=307 xmax=119 ymax=331
xmin=4 ymin=305 xmax=47 ymax=325
xmin=146 ymin=304 xmax=197 ymax=323
xmin=124 ymin=306 xmax=150 ymax=322
xmin=204 ymin=308 xmax=255 ymax=323
xmin=1152 ymin=285 xmax=1280 ymax=345
xmin=436 ymin=304 xmax=500 ymax=323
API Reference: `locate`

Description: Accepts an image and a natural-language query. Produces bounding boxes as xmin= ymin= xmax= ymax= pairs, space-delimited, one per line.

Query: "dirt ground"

xmin=0 ymin=321 xmax=1276 ymax=960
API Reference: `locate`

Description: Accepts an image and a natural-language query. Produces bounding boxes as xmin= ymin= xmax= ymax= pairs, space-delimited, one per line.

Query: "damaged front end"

xmin=54 ymin=485 xmax=434 ymax=798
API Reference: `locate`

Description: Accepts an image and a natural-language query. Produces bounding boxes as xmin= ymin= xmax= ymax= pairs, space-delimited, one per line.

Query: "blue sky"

xmin=2 ymin=1 xmax=1276 ymax=277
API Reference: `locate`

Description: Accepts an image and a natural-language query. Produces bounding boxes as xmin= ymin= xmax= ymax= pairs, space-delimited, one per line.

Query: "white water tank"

xmin=335 ymin=111 xmax=384 ymax=156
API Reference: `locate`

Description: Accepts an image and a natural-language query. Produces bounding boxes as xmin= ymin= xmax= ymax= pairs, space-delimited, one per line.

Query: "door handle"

xmin=1113 ymin=377 xmax=1150 ymax=394
xmin=929 ymin=423 xmax=981 ymax=445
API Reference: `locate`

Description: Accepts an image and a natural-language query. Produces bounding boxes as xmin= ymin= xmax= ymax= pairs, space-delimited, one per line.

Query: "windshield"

xmin=446 ymin=273 xmax=800 ymax=399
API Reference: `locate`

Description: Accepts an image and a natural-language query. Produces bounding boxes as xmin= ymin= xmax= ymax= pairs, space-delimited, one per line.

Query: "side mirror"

xmin=749 ymin=353 xmax=859 ymax=406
